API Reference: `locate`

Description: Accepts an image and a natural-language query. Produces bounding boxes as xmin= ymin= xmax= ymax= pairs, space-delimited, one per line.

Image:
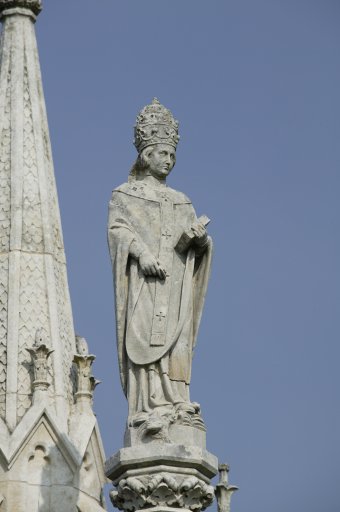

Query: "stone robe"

xmin=108 ymin=180 xmax=212 ymax=418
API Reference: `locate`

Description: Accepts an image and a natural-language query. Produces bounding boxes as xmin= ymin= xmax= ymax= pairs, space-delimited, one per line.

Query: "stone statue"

xmin=106 ymin=99 xmax=237 ymax=512
xmin=108 ymin=98 xmax=213 ymax=433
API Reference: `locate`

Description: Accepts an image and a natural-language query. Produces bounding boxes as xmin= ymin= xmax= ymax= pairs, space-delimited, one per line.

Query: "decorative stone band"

xmin=0 ymin=0 xmax=42 ymax=18
xmin=111 ymin=472 xmax=215 ymax=512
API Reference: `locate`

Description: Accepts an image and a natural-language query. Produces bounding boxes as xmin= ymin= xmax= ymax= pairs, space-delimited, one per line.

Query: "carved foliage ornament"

xmin=111 ymin=473 xmax=214 ymax=512
xmin=26 ymin=343 xmax=53 ymax=390
xmin=0 ymin=0 xmax=42 ymax=15
xmin=134 ymin=98 xmax=180 ymax=153
xmin=73 ymin=353 xmax=96 ymax=395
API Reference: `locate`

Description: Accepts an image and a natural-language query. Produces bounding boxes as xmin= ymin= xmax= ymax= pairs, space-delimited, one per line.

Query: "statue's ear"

xmin=143 ymin=147 xmax=153 ymax=165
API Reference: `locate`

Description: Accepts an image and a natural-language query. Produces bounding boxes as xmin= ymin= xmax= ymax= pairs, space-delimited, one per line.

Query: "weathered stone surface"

xmin=0 ymin=4 xmax=107 ymax=510
xmin=215 ymin=464 xmax=238 ymax=512
xmin=108 ymin=98 xmax=212 ymax=434
xmin=0 ymin=0 xmax=42 ymax=16
xmin=106 ymin=444 xmax=217 ymax=512
xmin=0 ymin=0 xmax=73 ymax=429
xmin=0 ymin=409 xmax=107 ymax=511
xmin=111 ymin=472 xmax=215 ymax=512
xmin=124 ymin=423 xmax=206 ymax=449
xmin=73 ymin=341 xmax=101 ymax=413
xmin=26 ymin=330 xmax=54 ymax=393
xmin=106 ymin=444 xmax=218 ymax=484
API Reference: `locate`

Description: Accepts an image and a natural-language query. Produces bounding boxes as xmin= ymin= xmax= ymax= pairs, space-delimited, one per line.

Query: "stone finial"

xmin=73 ymin=336 xmax=100 ymax=411
xmin=73 ymin=354 xmax=96 ymax=396
xmin=75 ymin=334 xmax=89 ymax=356
xmin=26 ymin=330 xmax=54 ymax=392
xmin=215 ymin=464 xmax=238 ymax=512
xmin=0 ymin=0 xmax=42 ymax=18
xmin=73 ymin=352 xmax=100 ymax=412
xmin=218 ymin=464 xmax=230 ymax=486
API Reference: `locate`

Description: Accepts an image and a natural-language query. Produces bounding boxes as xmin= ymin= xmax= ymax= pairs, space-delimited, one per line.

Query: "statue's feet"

xmin=144 ymin=416 xmax=165 ymax=435
xmin=173 ymin=402 xmax=206 ymax=431
xmin=129 ymin=412 xmax=149 ymax=428
xmin=175 ymin=401 xmax=198 ymax=415
xmin=129 ymin=411 xmax=173 ymax=441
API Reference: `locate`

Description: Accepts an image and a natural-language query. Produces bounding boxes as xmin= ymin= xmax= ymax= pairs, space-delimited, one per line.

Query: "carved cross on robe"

xmin=162 ymin=229 xmax=172 ymax=240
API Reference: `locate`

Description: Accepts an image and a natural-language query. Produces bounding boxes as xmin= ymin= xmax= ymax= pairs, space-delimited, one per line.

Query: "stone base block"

xmin=124 ymin=424 xmax=206 ymax=449
xmin=105 ymin=444 xmax=218 ymax=512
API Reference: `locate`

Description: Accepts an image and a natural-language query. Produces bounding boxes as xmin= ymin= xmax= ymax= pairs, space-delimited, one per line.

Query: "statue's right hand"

xmin=139 ymin=251 xmax=166 ymax=280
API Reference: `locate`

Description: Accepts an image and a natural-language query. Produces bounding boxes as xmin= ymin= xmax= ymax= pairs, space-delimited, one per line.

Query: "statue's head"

xmin=138 ymin=143 xmax=176 ymax=179
xmin=130 ymin=98 xmax=179 ymax=181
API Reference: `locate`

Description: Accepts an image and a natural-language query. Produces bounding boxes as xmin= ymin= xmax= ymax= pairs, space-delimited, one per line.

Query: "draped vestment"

xmin=108 ymin=180 xmax=212 ymax=418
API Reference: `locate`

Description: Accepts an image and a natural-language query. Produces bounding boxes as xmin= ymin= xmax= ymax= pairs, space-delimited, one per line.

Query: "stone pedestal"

xmin=124 ymin=423 xmax=206 ymax=449
xmin=106 ymin=441 xmax=218 ymax=512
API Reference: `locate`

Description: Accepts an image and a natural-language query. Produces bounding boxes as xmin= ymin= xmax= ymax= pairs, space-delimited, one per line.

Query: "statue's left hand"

xmin=191 ymin=221 xmax=208 ymax=247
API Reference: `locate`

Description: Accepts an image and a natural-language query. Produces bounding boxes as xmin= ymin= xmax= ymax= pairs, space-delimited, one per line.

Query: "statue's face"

xmin=145 ymin=144 xmax=176 ymax=179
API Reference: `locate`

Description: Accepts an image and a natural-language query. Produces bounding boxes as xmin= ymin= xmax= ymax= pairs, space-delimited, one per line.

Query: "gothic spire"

xmin=0 ymin=2 xmax=106 ymax=509
xmin=0 ymin=0 xmax=75 ymax=430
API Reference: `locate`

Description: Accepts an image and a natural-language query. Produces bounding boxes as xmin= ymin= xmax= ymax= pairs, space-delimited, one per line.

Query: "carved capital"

xmin=73 ymin=353 xmax=98 ymax=400
xmin=111 ymin=473 xmax=215 ymax=512
xmin=26 ymin=337 xmax=54 ymax=392
xmin=0 ymin=0 xmax=42 ymax=18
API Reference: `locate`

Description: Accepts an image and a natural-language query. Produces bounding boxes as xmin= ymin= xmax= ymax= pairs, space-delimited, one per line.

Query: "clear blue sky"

xmin=37 ymin=1 xmax=339 ymax=511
